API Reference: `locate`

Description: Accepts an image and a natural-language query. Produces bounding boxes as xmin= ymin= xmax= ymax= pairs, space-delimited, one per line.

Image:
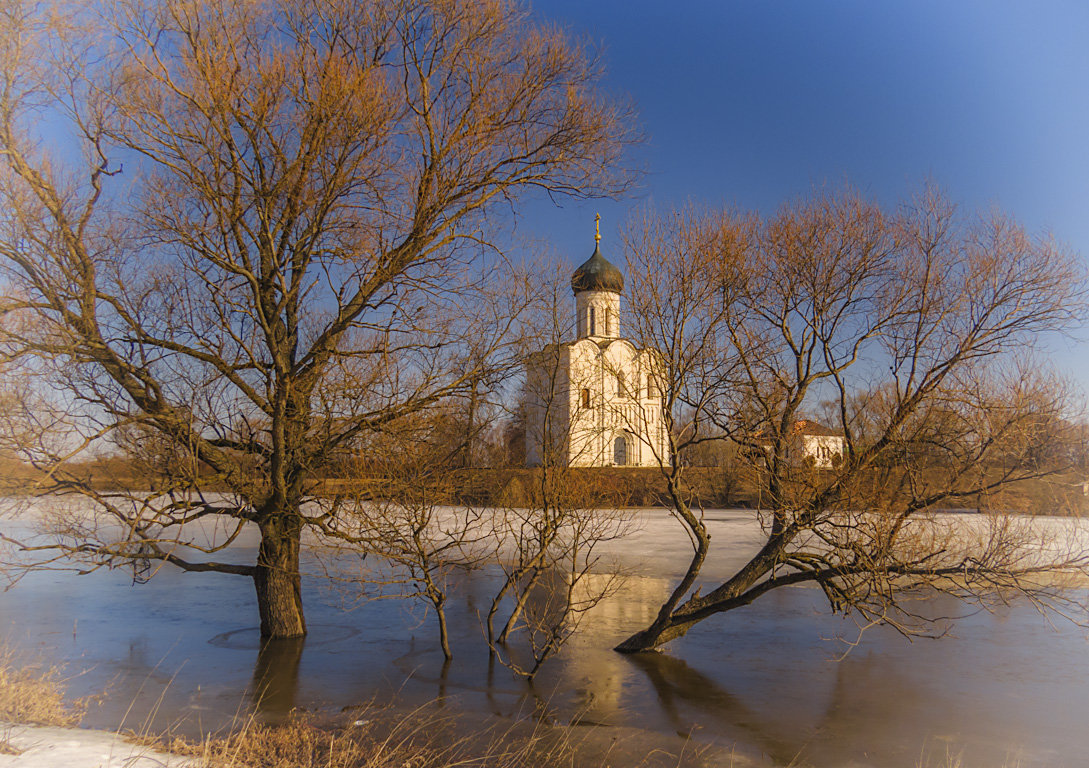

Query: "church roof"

xmin=571 ymin=245 xmax=624 ymax=294
xmin=792 ymin=420 xmax=842 ymax=437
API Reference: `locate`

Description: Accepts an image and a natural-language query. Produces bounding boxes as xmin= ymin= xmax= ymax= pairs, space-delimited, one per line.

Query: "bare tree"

xmin=615 ymin=189 xmax=1089 ymax=653
xmin=489 ymin=512 xmax=626 ymax=680
xmin=0 ymin=0 xmax=634 ymax=637
xmin=330 ymin=414 xmax=491 ymax=661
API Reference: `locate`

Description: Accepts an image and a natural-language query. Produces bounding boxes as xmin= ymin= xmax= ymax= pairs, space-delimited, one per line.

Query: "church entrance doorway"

xmin=613 ymin=434 xmax=628 ymax=466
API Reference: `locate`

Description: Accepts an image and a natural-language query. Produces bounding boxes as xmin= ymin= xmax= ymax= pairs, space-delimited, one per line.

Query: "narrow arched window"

xmin=604 ymin=306 xmax=611 ymax=336
xmin=617 ymin=371 xmax=627 ymax=398
xmin=647 ymin=375 xmax=659 ymax=399
xmin=589 ymin=307 xmax=596 ymax=336
xmin=581 ymin=388 xmax=591 ymax=409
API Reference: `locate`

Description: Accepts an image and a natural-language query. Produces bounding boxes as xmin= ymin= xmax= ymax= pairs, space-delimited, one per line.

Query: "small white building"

xmin=746 ymin=420 xmax=846 ymax=470
xmin=524 ymin=224 xmax=669 ymax=468
xmin=791 ymin=420 xmax=845 ymax=469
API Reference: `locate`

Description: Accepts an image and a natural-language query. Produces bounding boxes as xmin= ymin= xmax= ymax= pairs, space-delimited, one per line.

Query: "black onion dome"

xmin=571 ymin=246 xmax=624 ymax=294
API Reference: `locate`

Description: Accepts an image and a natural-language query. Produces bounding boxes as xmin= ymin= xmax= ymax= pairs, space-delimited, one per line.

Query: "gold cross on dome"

xmin=595 ymin=213 xmax=601 ymax=244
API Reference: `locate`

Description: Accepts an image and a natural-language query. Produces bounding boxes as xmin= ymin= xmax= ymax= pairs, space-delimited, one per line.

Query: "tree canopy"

xmin=615 ymin=190 xmax=1089 ymax=652
xmin=0 ymin=0 xmax=635 ymax=637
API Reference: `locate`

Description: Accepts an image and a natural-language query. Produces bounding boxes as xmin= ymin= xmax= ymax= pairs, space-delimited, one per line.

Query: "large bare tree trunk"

xmin=254 ymin=517 xmax=306 ymax=638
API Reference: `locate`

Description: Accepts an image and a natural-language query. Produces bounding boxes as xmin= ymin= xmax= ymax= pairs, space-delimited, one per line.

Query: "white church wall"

xmin=523 ymin=345 xmax=573 ymax=468
xmin=801 ymin=434 xmax=845 ymax=469
xmin=567 ymin=339 xmax=607 ymax=466
xmin=526 ymin=334 xmax=669 ymax=468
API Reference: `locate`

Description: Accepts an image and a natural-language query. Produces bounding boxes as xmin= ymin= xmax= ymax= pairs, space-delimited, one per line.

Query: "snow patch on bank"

xmin=0 ymin=723 xmax=194 ymax=768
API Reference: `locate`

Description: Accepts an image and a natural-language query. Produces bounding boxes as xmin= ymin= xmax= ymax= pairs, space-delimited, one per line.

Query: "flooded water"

xmin=2 ymin=503 xmax=1089 ymax=767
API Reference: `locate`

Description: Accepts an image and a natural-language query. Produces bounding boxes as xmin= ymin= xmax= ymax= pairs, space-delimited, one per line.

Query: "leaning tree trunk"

xmin=614 ymin=475 xmax=710 ymax=653
xmin=253 ymin=515 xmax=307 ymax=638
xmin=615 ymin=528 xmax=793 ymax=653
xmin=614 ymin=612 xmax=701 ymax=652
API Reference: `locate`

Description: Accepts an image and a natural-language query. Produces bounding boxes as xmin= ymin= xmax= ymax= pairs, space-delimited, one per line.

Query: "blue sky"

xmin=517 ymin=0 xmax=1089 ymax=390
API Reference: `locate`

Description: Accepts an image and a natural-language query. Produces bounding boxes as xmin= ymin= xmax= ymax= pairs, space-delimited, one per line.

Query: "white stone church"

xmin=524 ymin=222 xmax=670 ymax=468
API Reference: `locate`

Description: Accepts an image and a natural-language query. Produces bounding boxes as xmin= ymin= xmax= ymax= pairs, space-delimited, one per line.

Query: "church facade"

xmin=524 ymin=224 xmax=670 ymax=468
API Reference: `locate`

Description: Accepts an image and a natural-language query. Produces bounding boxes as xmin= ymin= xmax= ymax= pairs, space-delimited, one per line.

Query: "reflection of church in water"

xmin=525 ymin=218 xmax=669 ymax=468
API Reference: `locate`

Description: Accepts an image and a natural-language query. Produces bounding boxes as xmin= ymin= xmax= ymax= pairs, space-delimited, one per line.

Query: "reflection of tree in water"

xmin=492 ymin=564 xmax=614 ymax=680
xmin=803 ymin=608 xmax=1029 ymax=768
xmin=625 ymin=652 xmax=809 ymax=766
xmin=625 ymin=620 xmax=983 ymax=768
xmin=805 ymin=650 xmax=929 ymax=767
xmin=251 ymin=636 xmax=305 ymax=720
xmin=238 ymin=574 xmax=967 ymax=767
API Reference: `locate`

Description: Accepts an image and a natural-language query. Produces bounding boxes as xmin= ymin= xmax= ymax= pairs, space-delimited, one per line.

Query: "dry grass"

xmin=171 ymin=711 xmax=568 ymax=768
xmin=915 ymin=747 xmax=1028 ymax=768
xmin=0 ymin=642 xmax=82 ymax=757
xmin=0 ymin=645 xmax=80 ymax=727
xmin=161 ymin=705 xmax=707 ymax=768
